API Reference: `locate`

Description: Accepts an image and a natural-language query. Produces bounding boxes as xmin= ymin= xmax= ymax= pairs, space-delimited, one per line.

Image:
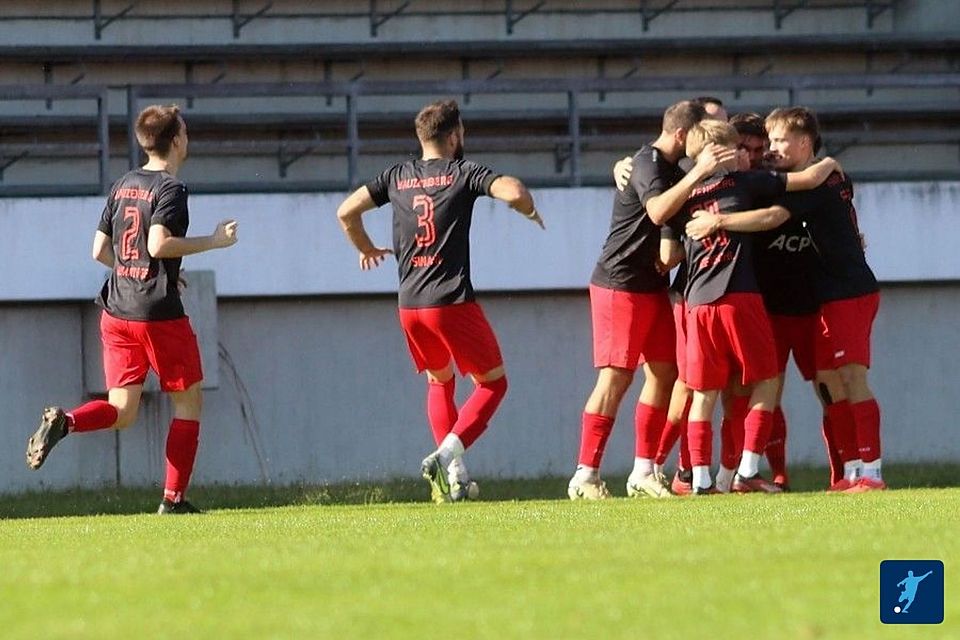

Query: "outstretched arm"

xmin=684 ymin=206 xmax=791 ymax=240
xmin=148 ymin=220 xmax=238 ymax=258
xmin=92 ymin=231 xmax=115 ymax=268
xmin=785 ymin=157 xmax=841 ymax=192
xmin=336 ymin=186 xmax=393 ymax=270
xmin=489 ymin=175 xmax=544 ymax=229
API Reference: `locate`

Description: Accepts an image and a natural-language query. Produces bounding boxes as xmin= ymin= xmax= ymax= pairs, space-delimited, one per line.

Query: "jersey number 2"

xmin=120 ymin=206 xmax=141 ymax=261
xmin=412 ymin=194 xmax=437 ymax=248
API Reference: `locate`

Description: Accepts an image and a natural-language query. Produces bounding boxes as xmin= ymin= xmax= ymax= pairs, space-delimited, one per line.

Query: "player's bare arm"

xmin=659 ymin=238 xmax=684 ymax=272
xmin=784 ymin=157 xmax=842 ymax=192
xmin=92 ymin=230 xmax=115 ymax=268
xmin=489 ymin=176 xmax=544 ymax=229
xmin=684 ymin=205 xmax=791 ymax=240
xmin=613 ymin=155 xmax=633 ymax=192
xmin=147 ymin=220 xmax=239 ymax=258
xmin=336 ymin=185 xmax=394 ymax=270
xmin=646 ymin=143 xmax=738 ymax=225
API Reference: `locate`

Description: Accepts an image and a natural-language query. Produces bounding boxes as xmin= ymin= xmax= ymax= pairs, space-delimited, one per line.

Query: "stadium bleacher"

xmin=0 ymin=0 xmax=957 ymax=194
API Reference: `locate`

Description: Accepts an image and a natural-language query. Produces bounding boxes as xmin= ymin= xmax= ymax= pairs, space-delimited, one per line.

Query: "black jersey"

xmin=95 ymin=169 xmax=188 ymax=321
xmin=366 ymin=158 xmax=499 ymax=308
xmin=754 ymin=214 xmax=820 ymax=316
xmin=668 ymin=170 xmax=788 ymax=307
xmin=782 ymin=172 xmax=878 ymax=302
xmin=590 ymin=144 xmax=683 ymax=292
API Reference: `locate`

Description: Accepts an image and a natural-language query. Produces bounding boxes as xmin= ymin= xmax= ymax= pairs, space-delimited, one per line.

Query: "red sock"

xmin=578 ymin=412 xmax=615 ymax=468
xmin=67 ymin=400 xmax=119 ymax=432
xmin=164 ymin=419 xmax=200 ymax=503
xmin=766 ymin=406 xmax=788 ymax=481
xmin=426 ymin=378 xmax=457 ymax=445
xmin=655 ymin=418 xmax=681 ymax=466
xmin=634 ymin=403 xmax=667 ymax=459
xmin=721 ymin=395 xmax=749 ymax=467
xmin=687 ymin=420 xmax=713 ymax=467
xmin=720 ymin=416 xmax=736 ymax=469
xmin=451 ymin=376 xmax=507 ymax=449
xmin=677 ymin=397 xmax=692 ymax=469
xmin=678 ymin=421 xmax=692 ymax=470
xmin=826 ymin=400 xmax=859 ymax=463
xmin=743 ymin=408 xmax=773 ymax=455
xmin=821 ymin=413 xmax=844 ymax=485
xmin=850 ymin=398 xmax=882 ymax=463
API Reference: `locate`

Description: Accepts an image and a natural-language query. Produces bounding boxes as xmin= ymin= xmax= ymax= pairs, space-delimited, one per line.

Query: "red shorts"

xmin=816 ymin=292 xmax=880 ymax=369
xmin=101 ymin=311 xmax=203 ymax=392
xmin=673 ymin=297 xmax=688 ymax=383
xmin=686 ymin=293 xmax=778 ymax=391
xmin=589 ymin=284 xmax=675 ymax=370
xmin=769 ymin=313 xmax=818 ymax=381
xmin=398 ymin=302 xmax=503 ymax=375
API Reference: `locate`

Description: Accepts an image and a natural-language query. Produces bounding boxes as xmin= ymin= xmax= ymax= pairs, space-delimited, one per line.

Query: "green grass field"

xmin=1 ymin=467 xmax=956 ymax=639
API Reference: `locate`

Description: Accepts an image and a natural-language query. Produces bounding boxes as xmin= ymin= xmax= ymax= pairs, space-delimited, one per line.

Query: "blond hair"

xmin=685 ymin=119 xmax=739 ymax=159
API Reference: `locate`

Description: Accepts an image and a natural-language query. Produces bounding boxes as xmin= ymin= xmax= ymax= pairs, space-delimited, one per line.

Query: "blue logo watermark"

xmin=880 ymin=560 xmax=944 ymax=624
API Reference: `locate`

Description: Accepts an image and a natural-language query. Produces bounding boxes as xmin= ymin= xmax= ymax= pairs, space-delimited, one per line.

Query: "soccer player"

xmin=336 ymin=99 xmax=544 ymax=503
xmin=569 ymin=100 xmax=741 ymax=500
xmin=25 ymin=104 xmax=239 ymax=514
xmin=672 ymin=120 xmax=839 ymax=494
xmin=765 ymin=107 xmax=884 ymax=492
xmin=730 ymin=113 xmax=768 ymax=171
xmin=695 ymin=96 xmax=729 ymax=122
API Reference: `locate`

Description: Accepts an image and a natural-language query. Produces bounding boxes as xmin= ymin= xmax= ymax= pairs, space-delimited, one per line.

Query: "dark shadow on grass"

xmin=2 ymin=463 xmax=957 ymax=520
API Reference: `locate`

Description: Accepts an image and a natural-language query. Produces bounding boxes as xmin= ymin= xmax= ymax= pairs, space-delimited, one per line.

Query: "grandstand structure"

xmin=0 ymin=0 xmax=957 ymax=195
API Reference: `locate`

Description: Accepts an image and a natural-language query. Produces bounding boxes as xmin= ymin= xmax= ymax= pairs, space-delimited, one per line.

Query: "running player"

xmin=568 ymin=100 xmax=741 ymax=500
xmin=765 ymin=107 xmax=884 ymax=492
xmin=336 ymin=99 xmax=544 ymax=503
xmin=25 ymin=104 xmax=239 ymax=514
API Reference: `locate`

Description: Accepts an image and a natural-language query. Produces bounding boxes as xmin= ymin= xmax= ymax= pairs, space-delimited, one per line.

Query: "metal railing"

xmin=1 ymin=70 xmax=958 ymax=195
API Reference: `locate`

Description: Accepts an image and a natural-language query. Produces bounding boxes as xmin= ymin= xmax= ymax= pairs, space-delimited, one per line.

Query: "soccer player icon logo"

xmin=879 ymin=560 xmax=944 ymax=624
xmin=895 ymin=570 xmax=933 ymax=614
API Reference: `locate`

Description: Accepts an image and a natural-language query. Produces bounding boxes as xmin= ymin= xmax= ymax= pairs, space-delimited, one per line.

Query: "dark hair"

xmin=415 ymin=99 xmax=462 ymax=143
xmin=765 ymin=106 xmax=822 ymax=153
xmin=662 ymin=100 xmax=706 ymax=133
xmin=694 ymin=95 xmax=724 ymax=108
xmin=135 ymin=104 xmax=182 ymax=157
xmin=729 ymin=112 xmax=766 ymax=139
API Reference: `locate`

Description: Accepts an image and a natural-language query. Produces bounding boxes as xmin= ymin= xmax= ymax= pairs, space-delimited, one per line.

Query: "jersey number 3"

xmin=412 ymin=194 xmax=436 ymax=248
xmin=120 ymin=205 xmax=141 ymax=261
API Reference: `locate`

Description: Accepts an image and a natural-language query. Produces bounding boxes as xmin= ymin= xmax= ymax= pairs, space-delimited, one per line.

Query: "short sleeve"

xmin=660 ymin=224 xmax=679 ymax=241
xmin=632 ymin=152 xmax=672 ymax=208
xmin=364 ymin=166 xmax=394 ymax=207
xmin=97 ymin=198 xmax=114 ymax=236
xmin=463 ymin=161 xmax=499 ymax=197
xmin=150 ymin=181 xmax=189 ymax=236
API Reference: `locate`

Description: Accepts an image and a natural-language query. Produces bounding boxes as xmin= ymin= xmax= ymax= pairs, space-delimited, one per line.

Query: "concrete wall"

xmin=3 ymin=284 xmax=959 ymax=494
xmin=1 ymin=183 xmax=958 ymax=492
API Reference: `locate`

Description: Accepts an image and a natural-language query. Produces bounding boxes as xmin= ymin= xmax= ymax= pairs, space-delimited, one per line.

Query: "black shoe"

xmin=692 ymin=483 xmax=720 ymax=496
xmin=157 ymin=499 xmax=203 ymax=515
xmin=26 ymin=406 xmax=69 ymax=470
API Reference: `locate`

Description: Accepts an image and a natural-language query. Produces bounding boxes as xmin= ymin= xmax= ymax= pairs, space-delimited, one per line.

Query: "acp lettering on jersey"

xmin=767 ymin=234 xmax=811 ymax=252
xmin=411 ymin=255 xmax=443 ymax=268
xmin=396 ymin=175 xmax=454 ymax=190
